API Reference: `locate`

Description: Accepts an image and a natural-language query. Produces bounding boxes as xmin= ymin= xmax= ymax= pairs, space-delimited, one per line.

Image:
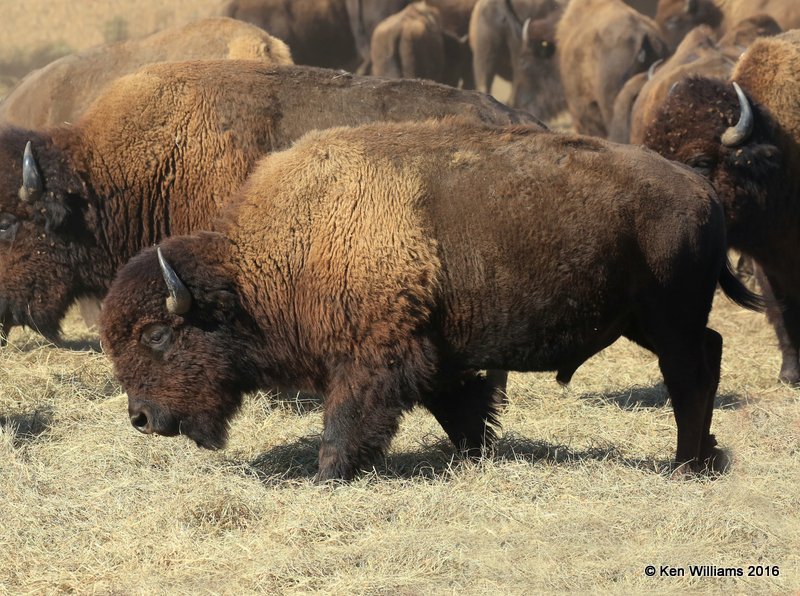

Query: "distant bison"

xmin=557 ymin=0 xmax=668 ymax=137
xmin=655 ymin=0 xmax=799 ymax=52
xmin=101 ymin=119 xmax=761 ymax=481
xmin=0 ymin=18 xmax=293 ymax=129
xmin=0 ymin=61 xmax=538 ymax=345
xmin=371 ymin=2 xmax=472 ymax=86
xmin=644 ymin=30 xmax=800 ymax=383
xmin=469 ymin=0 xmax=566 ymax=120
xmin=220 ymin=0 xmax=359 ymax=69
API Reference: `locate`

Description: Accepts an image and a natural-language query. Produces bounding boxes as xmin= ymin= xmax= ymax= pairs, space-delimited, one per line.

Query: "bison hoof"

xmin=670 ymin=447 xmax=730 ymax=480
xmin=778 ymin=365 xmax=800 ymax=386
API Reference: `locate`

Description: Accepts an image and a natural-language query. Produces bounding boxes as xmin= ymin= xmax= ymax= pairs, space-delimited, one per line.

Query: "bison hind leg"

xmin=424 ymin=369 xmax=506 ymax=458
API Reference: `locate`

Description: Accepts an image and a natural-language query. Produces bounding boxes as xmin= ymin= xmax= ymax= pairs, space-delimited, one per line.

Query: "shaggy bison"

xmin=0 ymin=18 xmax=293 ymax=130
xmin=0 ymin=61 xmax=538 ymax=345
xmin=100 ymin=119 xmax=761 ymax=481
xmin=644 ymin=31 xmax=800 ymax=383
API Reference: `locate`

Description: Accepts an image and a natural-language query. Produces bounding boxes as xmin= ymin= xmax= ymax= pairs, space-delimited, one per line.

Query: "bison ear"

xmin=206 ymin=289 xmax=238 ymax=323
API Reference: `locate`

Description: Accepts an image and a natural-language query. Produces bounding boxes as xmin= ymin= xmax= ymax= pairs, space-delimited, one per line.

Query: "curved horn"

xmin=685 ymin=0 xmax=697 ymax=14
xmin=721 ymin=82 xmax=754 ymax=147
xmin=521 ymin=17 xmax=531 ymax=49
xmin=647 ymin=58 xmax=663 ymax=81
xmin=157 ymin=247 xmax=192 ymax=315
xmin=19 ymin=141 xmax=43 ymax=202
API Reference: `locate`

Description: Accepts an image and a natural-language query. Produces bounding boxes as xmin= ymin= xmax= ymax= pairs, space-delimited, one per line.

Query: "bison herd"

xmin=0 ymin=0 xmax=798 ymax=482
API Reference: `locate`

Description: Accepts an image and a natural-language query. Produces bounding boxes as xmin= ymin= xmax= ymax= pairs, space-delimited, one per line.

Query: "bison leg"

xmin=756 ymin=268 xmax=800 ymax=385
xmin=316 ymin=344 xmax=435 ymax=481
xmin=423 ymin=369 xmax=504 ymax=457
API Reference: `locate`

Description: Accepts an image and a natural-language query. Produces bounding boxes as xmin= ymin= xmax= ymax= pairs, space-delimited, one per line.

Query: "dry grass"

xmin=1 ymin=292 xmax=798 ymax=594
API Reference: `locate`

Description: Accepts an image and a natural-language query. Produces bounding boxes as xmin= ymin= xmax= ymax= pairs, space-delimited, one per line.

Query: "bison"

xmin=220 ymin=0 xmax=359 ymax=69
xmin=100 ymin=119 xmax=761 ymax=481
xmin=0 ymin=18 xmax=293 ymax=130
xmin=655 ymin=0 xmax=799 ymax=52
xmin=557 ymin=0 xmax=668 ymax=137
xmin=643 ymin=30 xmax=800 ymax=383
xmin=469 ymin=0 xmax=566 ymax=121
xmin=0 ymin=60 xmax=538 ymax=346
xmin=370 ymin=2 xmax=472 ymax=86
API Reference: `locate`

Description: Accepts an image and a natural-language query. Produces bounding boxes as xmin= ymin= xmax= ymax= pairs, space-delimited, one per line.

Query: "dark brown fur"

xmin=469 ymin=0 xmax=566 ymax=120
xmin=221 ymin=0 xmax=359 ymax=69
xmin=644 ymin=31 xmax=800 ymax=383
xmin=0 ymin=61 xmax=539 ymax=344
xmin=557 ymin=0 xmax=669 ymax=137
xmin=100 ymin=119 xmax=761 ymax=481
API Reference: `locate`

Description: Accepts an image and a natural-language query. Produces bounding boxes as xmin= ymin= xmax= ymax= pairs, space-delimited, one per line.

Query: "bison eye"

xmin=687 ymin=157 xmax=715 ymax=176
xmin=141 ymin=323 xmax=173 ymax=352
xmin=0 ymin=213 xmax=19 ymax=242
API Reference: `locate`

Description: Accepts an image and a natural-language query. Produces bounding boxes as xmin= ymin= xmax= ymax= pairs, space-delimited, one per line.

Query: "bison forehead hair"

xmin=100 ymin=233 xmax=254 ymax=449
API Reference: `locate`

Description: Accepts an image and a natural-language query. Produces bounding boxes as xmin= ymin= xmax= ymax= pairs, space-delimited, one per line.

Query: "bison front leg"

xmin=756 ymin=268 xmax=800 ymax=385
xmin=316 ymin=357 xmax=431 ymax=482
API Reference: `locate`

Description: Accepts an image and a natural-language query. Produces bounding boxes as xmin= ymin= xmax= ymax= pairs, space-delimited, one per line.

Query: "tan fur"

xmin=733 ymin=29 xmax=800 ymax=147
xmin=0 ymin=18 xmax=292 ymax=130
xmin=557 ymin=0 xmax=668 ymax=137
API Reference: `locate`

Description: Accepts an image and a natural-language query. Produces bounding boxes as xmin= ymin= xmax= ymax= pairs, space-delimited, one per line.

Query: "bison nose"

xmin=130 ymin=405 xmax=153 ymax=434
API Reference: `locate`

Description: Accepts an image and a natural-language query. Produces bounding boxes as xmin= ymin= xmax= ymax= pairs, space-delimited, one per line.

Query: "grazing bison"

xmin=100 ymin=119 xmax=762 ymax=481
xmin=220 ymin=0 xmax=359 ymax=69
xmin=0 ymin=18 xmax=293 ymax=130
xmin=557 ymin=0 xmax=668 ymax=137
xmin=0 ymin=61 xmax=538 ymax=345
xmin=371 ymin=2 xmax=471 ymax=86
xmin=469 ymin=0 xmax=566 ymax=120
xmin=644 ymin=30 xmax=800 ymax=383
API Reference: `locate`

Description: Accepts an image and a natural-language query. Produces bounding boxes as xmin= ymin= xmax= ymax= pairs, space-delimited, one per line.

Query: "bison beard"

xmin=101 ymin=121 xmax=763 ymax=482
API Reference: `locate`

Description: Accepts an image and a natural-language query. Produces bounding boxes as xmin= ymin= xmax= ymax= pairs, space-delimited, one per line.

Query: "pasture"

xmin=2 ymin=294 xmax=798 ymax=593
xmin=1 ymin=0 xmax=798 ymax=593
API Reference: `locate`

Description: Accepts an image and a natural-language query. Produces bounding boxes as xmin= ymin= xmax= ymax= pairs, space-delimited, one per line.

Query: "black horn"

xmin=721 ymin=82 xmax=754 ymax=147
xmin=685 ymin=0 xmax=697 ymax=14
xmin=157 ymin=247 xmax=192 ymax=315
xmin=19 ymin=141 xmax=43 ymax=202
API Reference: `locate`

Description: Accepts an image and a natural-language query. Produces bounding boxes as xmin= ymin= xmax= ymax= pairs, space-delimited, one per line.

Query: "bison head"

xmin=100 ymin=233 xmax=259 ymax=450
xmin=643 ymin=77 xmax=783 ymax=249
xmin=0 ymin=129 xmax=88 ymax=344
xmin=655 ymin=0 xmax=723 ymax=52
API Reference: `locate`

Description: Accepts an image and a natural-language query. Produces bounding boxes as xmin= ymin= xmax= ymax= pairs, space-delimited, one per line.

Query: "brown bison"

xmin=644 ymin=30 xmax=800 ymax=383
xmin=100 ymin=119 xmax=761 ymax=481
xmin=0 ymin=18 xmax=293 ymax=130
xmin=0 ymin=60 xmax=538 ymax=345
xmin=655 ymin=0 xmax=800 ymax=52
xmin=557 ymin=0 xmax=668 ymax=137
xmin=220 ymin=0 xmax=359 ymax=69
xmin=347 ymin=0 xmax=477 ymax=73
xmin=370 ymin=2 xmax=472 ymax=86
xmin=470 ymin=0 xmax=566 ymax=120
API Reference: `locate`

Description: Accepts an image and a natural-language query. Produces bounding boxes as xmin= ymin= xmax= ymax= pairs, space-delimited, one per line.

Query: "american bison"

xmin=644 ymin=30 xmax=800 ymax=383
xmin=0 ymin=61 xmax=538 ymax=345
xmin=0 ymin=18 xmax=293 ymax=130
xmin=469 ymin=0 xmax=566 ymax=120
xmin=100 ymin=119 xmax=761 ymax=481
xmin=557 ymin=0 xmax=668 ymax=137
xmin=655 ymin=0 xmax=799 ymax=52
xmin=370 ymin=2 xmax=472 ymax=86
xmin=220 ymin=0 xmax=359 ymax=69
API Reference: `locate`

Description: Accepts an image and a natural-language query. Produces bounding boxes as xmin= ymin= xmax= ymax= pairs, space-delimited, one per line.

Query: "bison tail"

xmin=718 ymin=258 xmax=764 ymax=313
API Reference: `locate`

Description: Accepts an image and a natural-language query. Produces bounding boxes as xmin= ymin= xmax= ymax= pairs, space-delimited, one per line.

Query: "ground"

xmin=1 ymin=293 xmax=798 ymax=593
